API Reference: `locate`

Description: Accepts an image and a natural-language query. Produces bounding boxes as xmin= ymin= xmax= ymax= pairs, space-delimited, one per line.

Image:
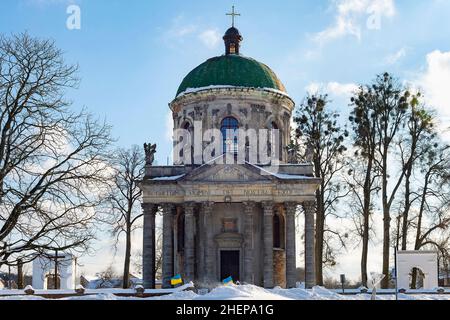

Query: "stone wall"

xmin=273 ymin=249 xmax=286 ymax=288
xmin=169 ymin=88 xmax=294 ymax=164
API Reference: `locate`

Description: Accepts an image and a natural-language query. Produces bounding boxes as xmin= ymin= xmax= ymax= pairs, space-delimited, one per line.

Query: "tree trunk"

xmin=17 ymin=259 xmax=24 ymax=289
xmin=381 ymin=151 xmax=391 ymax=289
xmin=411 ymin=268 xmax=418 ymax=289
xmin=401 ymin=179 xmax=411 ymax=251
xmin=395 ymin=216 xmax=401 ymax=250
xmin=409 ymin=173 xmax=430 ymax=290
xmin=361 ymin=215 xmax=369 ymax=287
xmin=361 ymin=157 xmax=373 ymax=288
xmin=361 ymin=204 xmax=370 ymax=288
xmin=123 ymin=226 xmax=131 ymax=289
xmin=444 ymin=259 xmax=449 ymax=286
xmin=401 ymin=135 xmax=416 ymax=250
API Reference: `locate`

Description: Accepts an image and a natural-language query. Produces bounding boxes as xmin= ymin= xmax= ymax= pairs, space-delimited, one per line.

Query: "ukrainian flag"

xmin=171 ymin=274 xmax=183 ymax=286
xmin=222 ymin=276 xmax=233 ymax=285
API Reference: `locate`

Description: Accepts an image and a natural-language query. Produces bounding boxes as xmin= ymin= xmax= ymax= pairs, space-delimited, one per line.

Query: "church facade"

xmin=140 ymin=22 xmax=320 ymax=289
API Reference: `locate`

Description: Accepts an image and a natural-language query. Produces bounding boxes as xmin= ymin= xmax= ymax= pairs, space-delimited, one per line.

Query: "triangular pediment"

xmin=182 ymin=163 xmax=274 ymax=182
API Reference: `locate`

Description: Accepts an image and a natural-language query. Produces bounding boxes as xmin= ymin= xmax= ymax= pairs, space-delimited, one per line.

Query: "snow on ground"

xmin=0 ymin=284 xmax=449 ymax=300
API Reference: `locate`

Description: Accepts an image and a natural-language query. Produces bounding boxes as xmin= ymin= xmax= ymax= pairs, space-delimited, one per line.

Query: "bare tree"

xmin=105 ymin=145 xmax=145 ymax=288
xmin=95 ymin=265 xmax=119 ymax=288
xmin=393 ymin=97 xmax=435 ymax=250
xmin=409 ymin=143 xmax=450 ymax=287
xmin=345 ymin=159 xmax=380 ymax=287
xmin=349 ymin=73 xmax=410 ymax=288
xmin=348 ymin=85 xmax=381 ymax=287
xmin=372 ymin=74 xmax=410 ymax=288
xmin=0 ymin=33 xmax=112 ymax=267
xmin=293 ymin=94 xmax=349 ymax=285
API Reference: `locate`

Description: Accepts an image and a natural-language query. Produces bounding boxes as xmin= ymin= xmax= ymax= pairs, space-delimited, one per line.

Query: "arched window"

xmin=179 ymin=122 xmax=193 ymax=164
xmin=273 ymin=213 xmax=285 ymax=249
xmin=221 ymin=117 xmax=239 ymax=154
xmin=271 ymin=121 xmax=278 ymax=130
xmin=268 ymin=121 xmax=283 ymax=161
xmin=177 ymin=213 xmax=185 ymax=252
xmin=183 ymin=122 xmax=191 ymax=130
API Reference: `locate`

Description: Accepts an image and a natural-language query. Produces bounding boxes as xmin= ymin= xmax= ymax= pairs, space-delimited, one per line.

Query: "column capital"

xmin=141 ymin=203 xmax=158 ymax=214
xmin=201 ymin=201 xmax=214 ymax=208
xmin=284 ymin=202 xmax=298 ymax=215
xmin=262 ymin=201 xmax=274 ymax=216
xmin=243 ymin=201 xmax=256 ymax=211
xmin=184 ymin=202 xmax=196 ymax=215
xmin=161 ymin=203 xmax=175 ymax=215
xmin=261 ymin=200 xmax=274 ymax=208
xmin=201 ymin=202 xmax=214 ymax=218
xmin=302 ymin=200 xmax=316 ymax=215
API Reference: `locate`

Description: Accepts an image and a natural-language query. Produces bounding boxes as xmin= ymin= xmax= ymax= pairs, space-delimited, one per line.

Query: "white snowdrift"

xmin=0 ymin=284 xmax=449 ymax=300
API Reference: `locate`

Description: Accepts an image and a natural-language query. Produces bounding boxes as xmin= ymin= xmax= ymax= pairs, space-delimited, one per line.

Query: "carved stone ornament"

xmin=144 ymin=143 xmax=157 ymax=166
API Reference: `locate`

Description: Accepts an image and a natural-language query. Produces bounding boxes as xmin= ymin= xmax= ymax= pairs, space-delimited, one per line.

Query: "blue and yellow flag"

xmin=222 ymin=276 xmax=233 ymax=285
xmin=171 ymin=274 xmax=183 ymax=286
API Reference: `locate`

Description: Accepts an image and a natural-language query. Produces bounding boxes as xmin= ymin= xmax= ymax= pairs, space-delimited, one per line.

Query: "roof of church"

xmin=176 ymin=54 xmax=287 ymax=97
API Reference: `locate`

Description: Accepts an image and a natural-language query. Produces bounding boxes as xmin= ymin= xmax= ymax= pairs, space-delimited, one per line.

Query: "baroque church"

xmin=140 ymin=11 xmax=320 ymax=290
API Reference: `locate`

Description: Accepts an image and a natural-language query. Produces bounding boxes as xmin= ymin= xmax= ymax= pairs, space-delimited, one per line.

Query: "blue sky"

xmin=1 ymin=0 xmax=450 ymax=280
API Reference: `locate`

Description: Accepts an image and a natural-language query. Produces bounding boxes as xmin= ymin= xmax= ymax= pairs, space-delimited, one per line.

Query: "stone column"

xmin=285 ymin=202 xmax=297 ymax=288
xmin=202 ymin=202 xmax=215 ymax=283
xmin=262 ymin=201 xmax=274 ymax=288
xmin=303 ymin=200 xmax=316 ymax=289
xmin=162 ymin=203 xmax=175 ymax=288
xmin=184 ymin=202 xmax=196 ymax=283
xmin=243 ymin=201 xmax=255 ymax=284
xmin=142 ymin=203 xmax=158 ymax=289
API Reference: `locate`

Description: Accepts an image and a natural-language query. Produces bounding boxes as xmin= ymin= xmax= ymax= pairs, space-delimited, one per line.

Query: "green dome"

xmin=176 ymin=55 xmax=287 ymax=97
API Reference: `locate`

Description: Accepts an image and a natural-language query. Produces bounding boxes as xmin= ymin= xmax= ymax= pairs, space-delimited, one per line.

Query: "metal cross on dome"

xmin=226 ymin=5 xmax=241 ymax=27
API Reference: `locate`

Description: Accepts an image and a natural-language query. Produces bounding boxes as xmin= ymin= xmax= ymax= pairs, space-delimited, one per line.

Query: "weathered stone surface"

xmin=142 ymin=203 xmax=158 ymax=289
xmin=243 ymin=201 xmax=255 ymax=284
xmin=273 ymin=249 xmax=286 ymax=288
xmin=303 ymin=200 xmax=316 ymax=289
xmin=202 ymin=202 xmax=215 ymax=283
xmin=170 ymin=89 xmax=294 ymax=165
xmin=285 ymin=202 xmax=297 ymax=288
xmin=162 ymin=203 xmax=175 ymax=288
xmin=262 ymin=201 xmax=274 ymax=288
xmin=184 ymin=202 xmax=196 ymax=283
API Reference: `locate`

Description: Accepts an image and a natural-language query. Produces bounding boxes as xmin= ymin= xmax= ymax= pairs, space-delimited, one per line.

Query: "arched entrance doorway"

xmin=45 ymin=273 xmax=61 ymax=289
xmin=409 ymin=267 xmax=425 ymax=289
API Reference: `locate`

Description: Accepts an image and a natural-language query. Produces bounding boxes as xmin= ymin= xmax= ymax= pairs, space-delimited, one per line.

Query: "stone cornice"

xmin=141 ymin=180 xmax=318 ymax=204
xmin=169 ymin=87 xmax=295 ymax=114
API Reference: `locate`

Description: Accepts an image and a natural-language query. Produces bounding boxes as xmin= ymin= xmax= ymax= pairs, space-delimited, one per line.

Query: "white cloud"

xmin=327 ymin=82 xmax=359 ymax=97
xmin=384 ymin=47 xmax=407 ymax=65
xmin=165 ymin=15 xmax=197 ymax=40
xmin=306 ymin=81 xmax=358 ymax=99
xmin=417 ymin=50 xmax=450 ymax=141
xmin=420 ymin=50 xmax=450 ymax=114
xmin=198 ymin=29 xmax=221 ymax=50
xmin=163 ymin=15 xmax=222 ymax=50
xmin=314 ymin=0 xmax=396 ymax=44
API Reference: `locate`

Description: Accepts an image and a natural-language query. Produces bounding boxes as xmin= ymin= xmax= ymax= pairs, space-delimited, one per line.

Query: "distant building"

xmin=32 ymin=253 xmax=75 ymax=290
xmin=0 ymin=272 xmax=32 ymax=289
